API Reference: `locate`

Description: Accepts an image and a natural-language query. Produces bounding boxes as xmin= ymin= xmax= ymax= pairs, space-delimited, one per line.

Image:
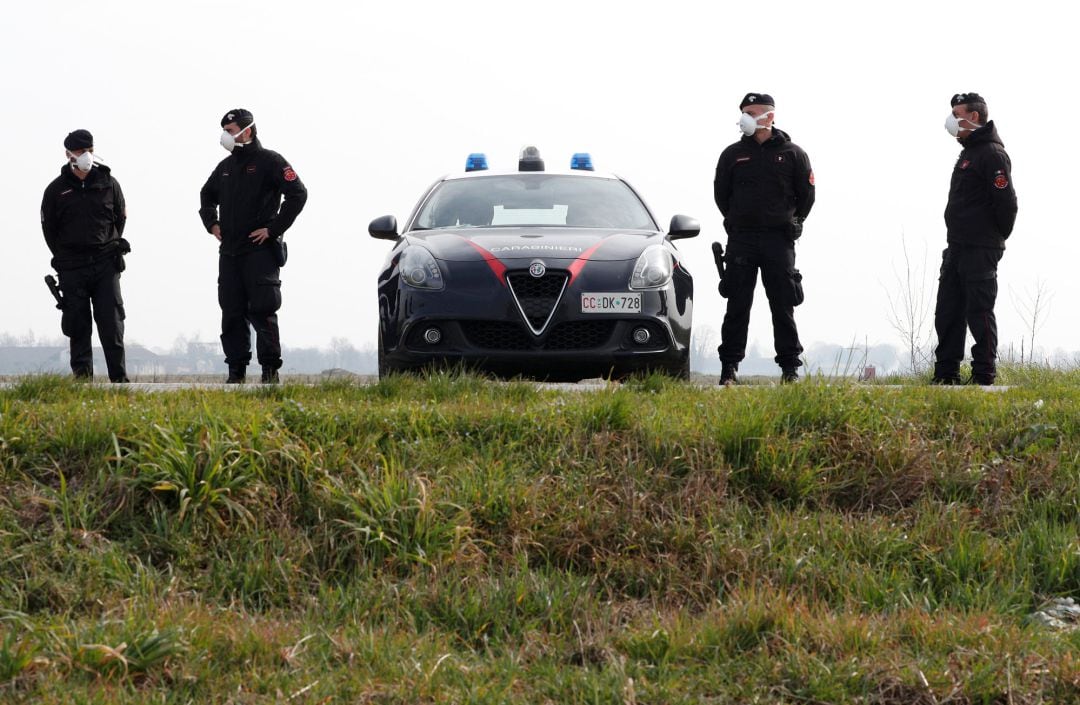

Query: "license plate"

xmin=581 ymin=293 xmax=642 ymax=313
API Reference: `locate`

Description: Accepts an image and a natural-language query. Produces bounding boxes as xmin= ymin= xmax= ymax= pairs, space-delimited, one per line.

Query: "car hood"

xmin=407 ymin=228 xmax=666 ymax=263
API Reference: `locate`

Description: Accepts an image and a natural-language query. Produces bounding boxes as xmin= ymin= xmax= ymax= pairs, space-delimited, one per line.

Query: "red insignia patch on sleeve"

xmin=808 ymin=170 xmax=815 ymax=186
xmin=993 ymin=174 xmax=1009 ymax=189
xmin=283 ymin=167 xmax=298 ymax=182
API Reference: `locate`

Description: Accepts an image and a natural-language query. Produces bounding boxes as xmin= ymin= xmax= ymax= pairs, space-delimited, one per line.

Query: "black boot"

xmin=226 ymin=366 xmax=246 ymax=384
xmin=780 ymin=368 xmax=800 ymax=384
xmin=260 ymin=366 xmax=280 ymax=384
xmin=719 ymin=364 xmax=738 ymax=386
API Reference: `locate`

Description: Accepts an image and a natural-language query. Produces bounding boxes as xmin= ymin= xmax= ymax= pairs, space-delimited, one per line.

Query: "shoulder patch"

xmin=993 ymin=171 xmax=1009 ymax=189
xmin=959 ymin=160 xmax=970 ymax=170
xmin=808 ymin=170 xmax=815 ymax=186
xmin=283 ymin=166 xmax=298 ymax=182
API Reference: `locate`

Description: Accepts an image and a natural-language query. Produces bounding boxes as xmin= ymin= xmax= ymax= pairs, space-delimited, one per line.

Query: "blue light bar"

xmin=465 ymin=153 xmax=488 ymax=172
xmin=570 ymin=153 xmax=594 ymax=171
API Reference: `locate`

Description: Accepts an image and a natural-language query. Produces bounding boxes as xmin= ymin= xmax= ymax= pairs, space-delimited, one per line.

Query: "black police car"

xmin=369 ymin=147 xmax=699 ymax=380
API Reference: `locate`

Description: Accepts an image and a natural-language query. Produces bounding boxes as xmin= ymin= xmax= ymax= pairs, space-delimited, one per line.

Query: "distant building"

xmin=0 ymin=346 xmax=67 ymax=374
xmin=0 ymin=342 xmax=377 ymax=376
xmin=0 ymin=345 xmax=167 ymax=376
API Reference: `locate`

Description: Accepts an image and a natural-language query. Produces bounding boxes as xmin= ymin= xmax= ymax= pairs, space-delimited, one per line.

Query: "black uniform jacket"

xmin=40 ymin=163 xmax=126 ymax=270
xmin=714 ymin=128 xmax=815 ymax=235
xmin=944 ymin=121 xmax=1017 ymax=249
xmin=199 ymin=138 xmax=309 ymax=256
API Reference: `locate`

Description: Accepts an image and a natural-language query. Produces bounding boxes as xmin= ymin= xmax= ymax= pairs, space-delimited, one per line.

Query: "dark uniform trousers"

xmin=57 ymin=258 xmax=126 ymax=381
xmin=218 ymin=246 xmax=283 ymax=371
xmin=718 ymin=230 xmax=804 ymax=369
xmin=933 ymin=244 xmax=1002 ymax=381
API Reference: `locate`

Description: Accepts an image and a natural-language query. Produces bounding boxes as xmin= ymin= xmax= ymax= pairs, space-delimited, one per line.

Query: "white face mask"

xmin=738 ymin=110 xmax=773 ymax=136
xmin=220 ymin=123 xmax=255 ymax=152
xmin=69 ymin=151 xmax=94 ymax=172
xmin=945 ymin=113 xmax=981 ymax=138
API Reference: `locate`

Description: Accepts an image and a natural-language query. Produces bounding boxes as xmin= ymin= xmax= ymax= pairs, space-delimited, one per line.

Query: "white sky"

xmin=3 ymin=0 xmax=1076 ymax=361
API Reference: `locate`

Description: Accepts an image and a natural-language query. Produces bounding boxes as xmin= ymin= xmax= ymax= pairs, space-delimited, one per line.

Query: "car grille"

xmin=545 ymin=321 xmax=616 ymax=350
xmin=506 ymin=271 xmax=567 ymax=334
xmin=460 ymin=322 xmax=533 ymax=351
xmin=460 ymin=321 xmax=616 ymax=351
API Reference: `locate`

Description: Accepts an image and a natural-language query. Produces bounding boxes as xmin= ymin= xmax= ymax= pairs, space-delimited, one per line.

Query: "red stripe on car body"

xmin=459 ymin=237 xmax=508 ymax=286
xmin=568 ymin=237 xmax=611 ymax=284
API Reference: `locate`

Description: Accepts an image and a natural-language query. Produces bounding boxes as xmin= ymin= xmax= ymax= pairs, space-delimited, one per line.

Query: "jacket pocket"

xmin=790 ymin=269 xmax=804 ymax=307
xmin=249 ymin=277 xmax=282 ymax=314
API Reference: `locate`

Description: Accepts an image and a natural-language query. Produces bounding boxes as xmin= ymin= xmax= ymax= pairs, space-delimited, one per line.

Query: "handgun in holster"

xmin=711 ymin=241 xmax=729 ymax=298
xmin=272 ymin=237 xmax=288 ymax=267
xmin=45 ymin=275 xmax=64 ymax=310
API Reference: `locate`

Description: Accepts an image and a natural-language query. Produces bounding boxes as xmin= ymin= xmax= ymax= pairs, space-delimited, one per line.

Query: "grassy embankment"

xmin=1 ymin=370 xmax=1079 ymax=703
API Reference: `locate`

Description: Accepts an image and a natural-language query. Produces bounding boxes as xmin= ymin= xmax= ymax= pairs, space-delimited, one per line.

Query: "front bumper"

xmin=378 ymin=260 xmax=693 ymax=379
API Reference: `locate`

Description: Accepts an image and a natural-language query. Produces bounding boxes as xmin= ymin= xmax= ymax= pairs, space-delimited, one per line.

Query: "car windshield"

xmin=412 ymin=174 xmax=656 ymax=231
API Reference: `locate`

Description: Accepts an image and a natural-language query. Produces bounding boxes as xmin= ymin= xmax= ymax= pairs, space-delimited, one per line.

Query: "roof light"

xmin=465 ymin=153 xmax=488 ymax=172
xmin=570 ymin=153 xmax=594 ymax=171
xmin=518 ymin=145 xmax=545 ymax=172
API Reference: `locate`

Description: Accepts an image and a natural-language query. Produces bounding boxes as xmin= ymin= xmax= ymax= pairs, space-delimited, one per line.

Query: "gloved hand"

xmin=789 ymin=217 xmax=804 ymax=241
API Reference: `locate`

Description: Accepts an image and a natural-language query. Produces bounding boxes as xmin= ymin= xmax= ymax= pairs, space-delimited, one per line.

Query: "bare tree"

xmin=690 ymin=324 xmax=718 ymax=372
xmin=1010 ymin=279 xmax=1053 ymax=366
xmin=883 ymin=231 xmax=934 ymax=375
xmin=329 ymin=336 xmax=356 ymax=369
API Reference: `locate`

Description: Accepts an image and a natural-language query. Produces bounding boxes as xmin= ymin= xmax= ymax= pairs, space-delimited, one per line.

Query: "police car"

xmin=370 ymin=147 xmax=698 ymax=380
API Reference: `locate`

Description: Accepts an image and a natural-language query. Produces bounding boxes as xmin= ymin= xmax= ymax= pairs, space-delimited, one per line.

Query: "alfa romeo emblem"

xmin=529 ymin=261 xmax=546 ymax=278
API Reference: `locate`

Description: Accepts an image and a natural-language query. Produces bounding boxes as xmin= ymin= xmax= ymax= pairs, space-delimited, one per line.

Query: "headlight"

xmin=398 ymin=246 xmax=444 ymax=290
xmin=629 ymin=245 xmax=673 ymax=290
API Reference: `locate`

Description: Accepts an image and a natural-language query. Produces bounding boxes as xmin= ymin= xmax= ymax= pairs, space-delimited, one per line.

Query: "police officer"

xmin=932 ymin=93 xmax=1018 ymax=386
xmin=199 ymin=109 xmax=308 ymax=384
xmin=713 ymin=93 xmax=815 ymax=384
xmin=40 ymin=129 xmax=130 ymax=383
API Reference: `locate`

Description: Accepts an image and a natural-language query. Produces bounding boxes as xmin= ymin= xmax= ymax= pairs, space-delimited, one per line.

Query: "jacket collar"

xmin=739 ymin=127 xmax=791 ymax=149
xmin=960 ymin=120 xmax=1003 ymax=149
xmin=229 ymin=136 xmax=263 ymax=161
xmin=59 ymin=162 xmax=112 ymax=187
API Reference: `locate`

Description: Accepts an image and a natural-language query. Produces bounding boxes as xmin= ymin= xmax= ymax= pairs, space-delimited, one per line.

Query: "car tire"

xmin=640 ymin=354 xmax=689 ymax=380
xmin=673 ymin=352 xmax=690 ymax=380
xmin=377 ymin=328 xmax=390 ymax=379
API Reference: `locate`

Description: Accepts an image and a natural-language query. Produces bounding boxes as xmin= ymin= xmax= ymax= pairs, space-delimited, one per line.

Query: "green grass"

xmin=1 ymin=371 xmax=1080 ymax=702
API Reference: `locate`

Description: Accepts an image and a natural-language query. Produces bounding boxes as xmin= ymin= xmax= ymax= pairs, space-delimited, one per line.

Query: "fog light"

xmin=423 ymin=327 xmax=443 ymax=345
xmin=632 ymin=327 xmax=651 ymax=345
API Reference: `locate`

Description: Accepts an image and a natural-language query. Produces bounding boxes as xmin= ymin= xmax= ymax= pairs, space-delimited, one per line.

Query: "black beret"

xmin=951 ymin=92 xmax=985 ymax=107
xmin=740 ymin=93 xmax=775 ymax=110
xmin=63 ymin=129 xmax=94 ymax=150
xmin=220 ymin=108 xmax=254 ymax=129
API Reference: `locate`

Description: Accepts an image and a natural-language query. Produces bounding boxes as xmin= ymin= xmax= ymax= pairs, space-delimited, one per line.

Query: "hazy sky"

xmin=3 ymin=0 xmax=1076 ymax=363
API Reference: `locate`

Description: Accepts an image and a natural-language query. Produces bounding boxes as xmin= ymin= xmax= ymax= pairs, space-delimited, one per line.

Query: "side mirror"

xmin=668 ymin=214 xmax=700 ymax=240
xmin=369 ymin=215 xmax=399 ymax=240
